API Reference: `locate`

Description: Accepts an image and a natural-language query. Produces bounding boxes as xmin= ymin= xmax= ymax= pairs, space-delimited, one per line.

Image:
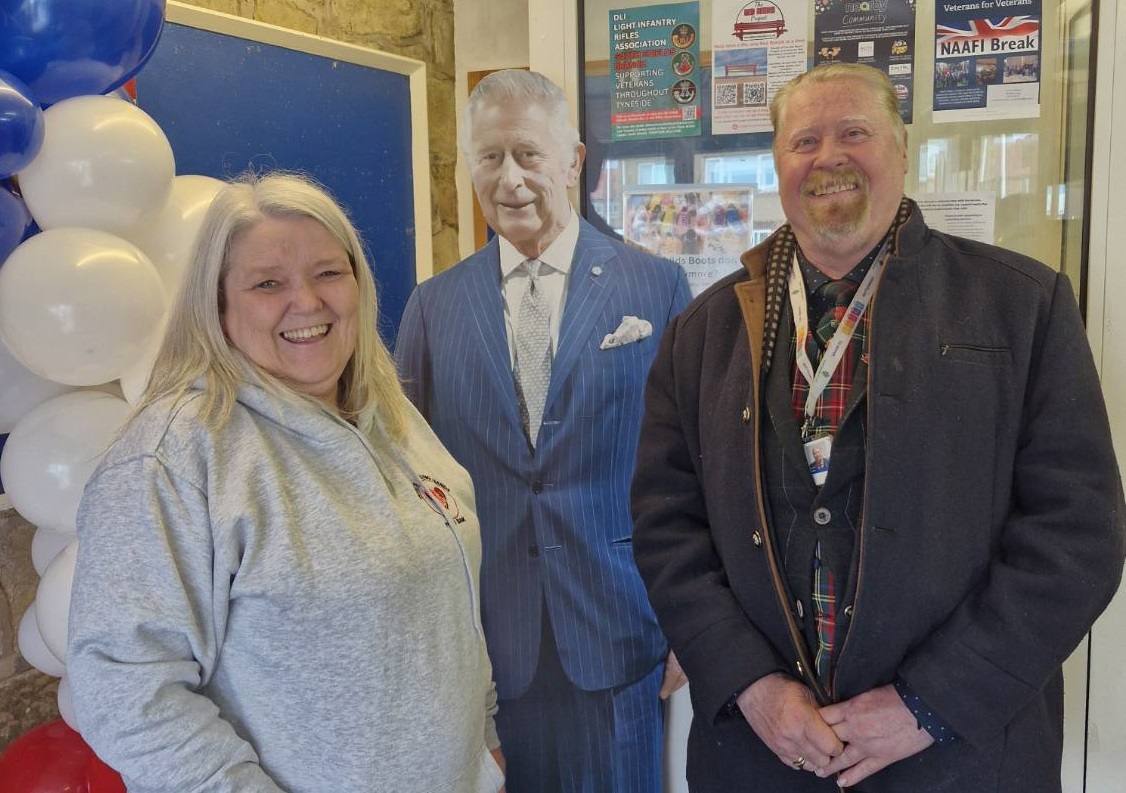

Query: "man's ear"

xmin=568 ymin=142 xmax=587 ymax=188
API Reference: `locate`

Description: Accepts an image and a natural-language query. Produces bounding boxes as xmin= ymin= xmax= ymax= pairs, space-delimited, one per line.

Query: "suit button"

xmin=843 ymin=604 xmax=854 ymax=619
xmin=532 ymin=481 xmax=543 ymax=494
xmin=813 ymin=507 xmax=831 ymax=525
xmin=742 ymin=406 xmax=751 ymax=423
xmin=529 ymin=544 xmax=540 ymax=557
xmin=751 ymin=531 xmax=763 ymax=547
xmin=795 ymin=599 xmax=804 ymax=619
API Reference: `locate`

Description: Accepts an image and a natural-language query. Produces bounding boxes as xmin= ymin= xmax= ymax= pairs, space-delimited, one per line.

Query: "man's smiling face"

xmin=467 ymin=99 xmax=584 ymax=259
xmin=773 ymin=77 xmax=907 ymax=269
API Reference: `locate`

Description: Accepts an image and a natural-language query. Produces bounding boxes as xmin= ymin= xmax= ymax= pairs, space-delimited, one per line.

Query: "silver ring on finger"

xmin=791 ymin=756 xmax=806 ymax=770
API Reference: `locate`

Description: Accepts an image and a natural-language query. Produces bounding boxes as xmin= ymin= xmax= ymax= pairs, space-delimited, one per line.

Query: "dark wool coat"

xmin=632 ymin=203 xmax=1125 ymax=792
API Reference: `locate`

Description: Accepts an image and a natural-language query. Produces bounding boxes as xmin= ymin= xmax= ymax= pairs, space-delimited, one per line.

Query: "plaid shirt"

xmin=790 ymin=245 xmax=879 ymax=683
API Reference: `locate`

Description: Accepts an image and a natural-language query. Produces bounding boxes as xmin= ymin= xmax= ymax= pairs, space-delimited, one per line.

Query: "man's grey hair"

xmin=770 ymin=63 xmax=907 ymax=150
xmin=460 ymin=69 xmax=582 ymax=156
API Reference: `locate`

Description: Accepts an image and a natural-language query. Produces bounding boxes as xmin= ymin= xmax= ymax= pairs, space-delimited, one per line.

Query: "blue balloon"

xmin=0 ymin=180 xmax=38 ymax=264
xmin=0 ymin=0 xmax=167 ymax=106
xmin=0 ymin=70 xmax=45 ymax=178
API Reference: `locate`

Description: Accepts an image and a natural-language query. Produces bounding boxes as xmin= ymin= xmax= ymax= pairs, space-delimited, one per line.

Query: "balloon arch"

xmin=0 ymin=1 xmax=223 ymax=788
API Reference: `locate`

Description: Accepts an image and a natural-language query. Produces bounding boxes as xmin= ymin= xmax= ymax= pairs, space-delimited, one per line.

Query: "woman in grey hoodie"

xmin=68 ymin=172 xmax=505 ymax=793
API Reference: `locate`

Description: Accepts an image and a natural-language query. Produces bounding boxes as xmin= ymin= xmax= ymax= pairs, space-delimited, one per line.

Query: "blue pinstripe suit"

xmin=396 ymin=218 xmax=690 ymax=785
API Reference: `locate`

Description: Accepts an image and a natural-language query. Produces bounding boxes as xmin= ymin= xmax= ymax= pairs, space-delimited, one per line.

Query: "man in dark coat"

xmin=631 ymin=63 xmax=1125 ymax=792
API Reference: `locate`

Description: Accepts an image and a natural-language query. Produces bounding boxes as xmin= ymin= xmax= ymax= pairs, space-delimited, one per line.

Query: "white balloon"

xmin=0 ymin=337 xmax=73 ymax=433
xmin=32 ymin=526 xmax=74 ymax=576
xmin=18 ymin=95 xmax=175 ymax=235
xmin=119 ymin=328 xmax=164 ymax=405
xmin=57 ymin=675 xmax=78 ymax=730
xmin=0 ymin=391 xmax=132 ymax=533
xmin=122 ymin=174 xmax=224 ymax=294
xmin=0 ymin=228 xmax=167 ymax=385
xmin=36 ymin=540 xmax=78 ymax=662
xmin=18 ymin=603 xmax=66 ymax=678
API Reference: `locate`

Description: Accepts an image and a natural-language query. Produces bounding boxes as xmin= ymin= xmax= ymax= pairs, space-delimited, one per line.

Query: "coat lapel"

xmin=546 ymin=221 xmax=615 ymax=413
xmin=765 ymin=299 xmax=820 ymax=483
xmin=463 ymin=241 xmax=524 ymax=428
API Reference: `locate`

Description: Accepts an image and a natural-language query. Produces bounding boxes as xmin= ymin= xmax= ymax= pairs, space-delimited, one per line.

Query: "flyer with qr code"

xmin=610 ymin=2 xmax=702 ymax=141
xmin=623 ymin=186 xmax=752 ymax=296
xmin=710 ymin=0 xmax=809 ymax=135
xmin=813 ymin=0 xmax=917 ymax=123
xmin=932 ymin=0 xmax=1041 ymax=122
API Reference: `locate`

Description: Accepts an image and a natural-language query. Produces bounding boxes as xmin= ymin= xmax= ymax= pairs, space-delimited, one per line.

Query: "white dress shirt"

xmin=498 ymin=211 xmax=580 ymax=367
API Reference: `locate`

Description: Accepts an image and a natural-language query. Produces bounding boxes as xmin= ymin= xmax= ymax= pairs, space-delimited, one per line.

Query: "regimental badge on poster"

xmin=611 ymin=2 xmax=703 ymax=142
xmin=812 ymin=0 xmax=917 ymax=123
xmin=933 ymin=0 xmax=1041 ymax=122
xmin=710 ymin=0 xmax=808 ymax=135
xmin=623 ymin=185 xmax=752 ymax=296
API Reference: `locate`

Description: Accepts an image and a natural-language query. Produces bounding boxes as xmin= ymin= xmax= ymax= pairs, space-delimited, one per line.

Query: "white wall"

xmin=452 ymin=0 xmax=529 ymax=259
xmin=1083 ymin=0 xmax=1126 ymax=787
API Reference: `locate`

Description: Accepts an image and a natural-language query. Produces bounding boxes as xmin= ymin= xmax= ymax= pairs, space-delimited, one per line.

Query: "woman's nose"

xmin=290 ymin=279 xmax=323 ymax=311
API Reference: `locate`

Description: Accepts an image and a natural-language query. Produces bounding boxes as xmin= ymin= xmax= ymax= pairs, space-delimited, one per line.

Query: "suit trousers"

xmin=495 ymin=605 xmax=665 ymax=793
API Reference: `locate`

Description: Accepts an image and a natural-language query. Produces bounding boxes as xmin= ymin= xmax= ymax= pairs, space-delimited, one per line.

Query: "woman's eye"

xmin=255 ymin=279 xmax=279 ymax=289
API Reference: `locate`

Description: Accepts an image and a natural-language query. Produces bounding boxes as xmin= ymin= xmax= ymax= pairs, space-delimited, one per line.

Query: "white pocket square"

xmin=600 ymin=315 xmax=652 ymax=349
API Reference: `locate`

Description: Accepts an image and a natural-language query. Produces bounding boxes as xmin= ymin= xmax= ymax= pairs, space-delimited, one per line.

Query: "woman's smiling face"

xmin=221 ymin=214 xmax=358 ymax=406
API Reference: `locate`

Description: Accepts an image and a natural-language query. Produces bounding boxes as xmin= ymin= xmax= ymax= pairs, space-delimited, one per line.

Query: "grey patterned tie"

xmin=515 ymin=259 xmax=552 ymax=446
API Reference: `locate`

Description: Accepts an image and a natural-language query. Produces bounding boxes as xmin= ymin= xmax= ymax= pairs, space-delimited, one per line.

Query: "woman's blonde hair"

xmin=140 ymin=170 xmax=407 ymax=437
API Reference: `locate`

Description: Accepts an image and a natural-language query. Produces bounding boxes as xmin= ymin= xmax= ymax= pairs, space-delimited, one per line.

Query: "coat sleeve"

xmin=395 ymin=285 xmax=432 ymax=419
xmin=668 ymin=265 xmax=692 ymax=323
xmin=899 ymin=273 xmax=1126 ymax=745
xmin=68 ymin=455 xmax=286 ymax=793
xmin=632 ymin=317 xmax=790 ymax=723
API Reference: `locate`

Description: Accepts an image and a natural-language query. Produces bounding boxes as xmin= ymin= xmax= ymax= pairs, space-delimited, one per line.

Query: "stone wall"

xmin=0 ymin=508 xmax=59 ymax=752
xmin=0 ymin=0 xmax=457 ymax=755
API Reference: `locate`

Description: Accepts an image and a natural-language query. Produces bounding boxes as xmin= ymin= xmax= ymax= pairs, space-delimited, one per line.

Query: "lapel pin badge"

xmin=591 ymin=265 xmax=603 ymax=277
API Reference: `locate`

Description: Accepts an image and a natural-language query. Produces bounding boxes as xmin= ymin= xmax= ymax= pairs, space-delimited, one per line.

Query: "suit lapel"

xmin=546 ymin=221 xmax=615 ymax=412
xmin=463 ymin=242 xmax=524 ymax=428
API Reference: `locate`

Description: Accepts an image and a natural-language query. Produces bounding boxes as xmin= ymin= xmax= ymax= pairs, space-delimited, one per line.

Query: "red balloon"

xmin=86 ymin=754 xmax=127 ymax=793
xmin=0 ymin=719 xmax=125 ymax=793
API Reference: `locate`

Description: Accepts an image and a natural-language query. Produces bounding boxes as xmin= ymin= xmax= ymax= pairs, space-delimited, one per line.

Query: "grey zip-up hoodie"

xmin=68 ymin=383 xmax=502 ymax=793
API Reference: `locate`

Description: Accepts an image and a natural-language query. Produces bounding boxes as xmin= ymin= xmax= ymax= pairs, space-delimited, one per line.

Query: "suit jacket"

xmin=396 ymin=217 xmax=692 ymax=698
xmin=631 ymin=205 xmax=1126 ymax=792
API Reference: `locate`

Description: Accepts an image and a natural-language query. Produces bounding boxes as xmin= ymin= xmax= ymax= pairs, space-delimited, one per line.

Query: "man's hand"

xmin=818 ymin=684 xmax=934 ymax=787
xmin=660 ymin=651 xmax=688 ymax=699
xmin=736 ymin=673 xmax=844 ymax=773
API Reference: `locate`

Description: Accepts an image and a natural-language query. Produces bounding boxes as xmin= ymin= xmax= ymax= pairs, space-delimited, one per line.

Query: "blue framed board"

xmin=139 ymin=2 xmax=430 ymax=339
xmin=1 ymin=6 xmax=430 ymax=498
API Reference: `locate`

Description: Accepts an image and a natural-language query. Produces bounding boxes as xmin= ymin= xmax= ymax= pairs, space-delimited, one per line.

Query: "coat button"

xmin=528 ymin=544 xmax=540 ymax=557
xmin=795 ymin=660 xmax=805 ymax=676
xmin=751 ymin=531 xmax=763 ymax=547
xmin=532 ymin=481 xmax=543 ymax=494
xmin=843 ymin=604 xmax=854 ymax=619
xmin=795 ymin=599 xmax=804 ymax=619
xmin=813 ymin=507 xmax=831 ymax=525
xmin=742 ymin=406 xmax=751 ymax=423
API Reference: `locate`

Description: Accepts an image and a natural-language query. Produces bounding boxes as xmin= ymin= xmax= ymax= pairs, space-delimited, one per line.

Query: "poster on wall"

xmin=623 ymin=185 xmax=751 ymax=295
xmin=913 ymin=192 xmax=996 ymax=244
xmin=709 ymin=0 xmax=809 ymax=135
xmin=932 ymin=0 xmax=1041 ymax=122
xmin=812 ymin=0 xmax=917 ymax=123
xmin=610 ymin=2 xmax=702 ymax=141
